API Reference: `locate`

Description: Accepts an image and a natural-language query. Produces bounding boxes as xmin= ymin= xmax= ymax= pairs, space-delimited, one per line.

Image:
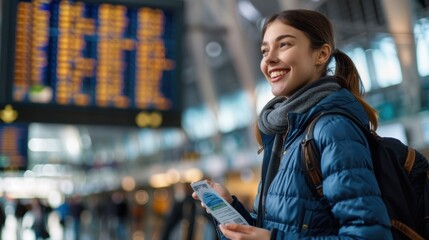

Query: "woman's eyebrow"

xmin=261 ymin=34 xmax=297 ymax=46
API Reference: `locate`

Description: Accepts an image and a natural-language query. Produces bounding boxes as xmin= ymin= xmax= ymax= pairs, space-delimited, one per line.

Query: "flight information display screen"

xmin=0 ymin=124 xmax=28 ymax=171
xmin=0 ymin=0 xmax=183 ymax=127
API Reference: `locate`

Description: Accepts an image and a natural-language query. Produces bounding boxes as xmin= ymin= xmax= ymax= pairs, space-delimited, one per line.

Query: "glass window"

xmin=182 ymin=106 xmax=217 ymax=140
xmin=183 ymin=91 xmax=254 ymax=138
xmin=345 ymin=47 xmax=372 ymax=91
xmin=218 ymin=91 xmax=253 ymax=133
xmin=138 ymin=130 xmax=160 ymax=156
xmin=160 ymin=128 xmax=186 ymax=150
xmin=371 ymin=37 xmax=402 ymax=88
xmin=415 ymin=18 xmax=429 ymax=77
xmin=255 ymin=80 xmax=274 ymax=114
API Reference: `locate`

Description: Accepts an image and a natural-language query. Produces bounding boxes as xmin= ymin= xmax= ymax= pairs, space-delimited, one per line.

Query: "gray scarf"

xmin=258 ymin=77 xmax=341 ymax=135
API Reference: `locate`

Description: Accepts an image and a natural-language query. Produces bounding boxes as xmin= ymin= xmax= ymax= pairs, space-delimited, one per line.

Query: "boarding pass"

xmin=191 ymin=180 xmax=249 ymax=225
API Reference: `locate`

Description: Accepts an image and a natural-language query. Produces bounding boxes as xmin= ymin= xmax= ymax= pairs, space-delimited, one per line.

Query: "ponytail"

xmin=332 ymin=49 xmax=379 ymax=131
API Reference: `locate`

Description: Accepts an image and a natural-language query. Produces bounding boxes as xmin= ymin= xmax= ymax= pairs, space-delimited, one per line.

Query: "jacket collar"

xmin=260 ymin=88 xmax=369 ymax=149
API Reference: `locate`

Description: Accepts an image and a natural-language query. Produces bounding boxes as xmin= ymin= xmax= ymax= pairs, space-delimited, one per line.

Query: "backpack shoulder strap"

xmin=301 ymin=113 xmax=325 ymax=199
xmin=301 ymin=111 xmax=372 ymax=199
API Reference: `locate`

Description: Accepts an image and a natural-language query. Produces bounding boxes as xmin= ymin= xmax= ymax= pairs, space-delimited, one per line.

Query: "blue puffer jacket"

xmin=219 ymin=88 xmax=393 ymax=239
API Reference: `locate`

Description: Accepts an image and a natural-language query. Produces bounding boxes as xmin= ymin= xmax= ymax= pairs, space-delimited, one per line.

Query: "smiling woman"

xmin=192 ymin=9 xmax=392 ymax=240
xmin=259 ymin=21 xmax=328 ymax=97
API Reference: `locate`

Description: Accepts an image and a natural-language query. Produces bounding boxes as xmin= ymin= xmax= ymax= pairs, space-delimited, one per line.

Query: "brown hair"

xmin=261 ymin=9 xmax=378 ymax=130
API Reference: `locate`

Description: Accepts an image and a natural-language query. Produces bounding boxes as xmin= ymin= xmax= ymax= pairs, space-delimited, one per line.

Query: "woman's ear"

xmin=316 ymin=44 xmax=331 ymax=66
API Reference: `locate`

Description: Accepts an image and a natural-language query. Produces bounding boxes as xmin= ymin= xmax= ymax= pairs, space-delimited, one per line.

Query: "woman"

xmin=193 ymin=9 xmax=392 ymax=239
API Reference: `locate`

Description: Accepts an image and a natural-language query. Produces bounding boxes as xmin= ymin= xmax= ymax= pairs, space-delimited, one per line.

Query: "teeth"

xmin=270 ymin=70 xmax=287 ymax=78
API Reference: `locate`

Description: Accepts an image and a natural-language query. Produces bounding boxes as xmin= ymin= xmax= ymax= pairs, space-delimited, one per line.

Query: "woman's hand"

xmin=191 ymin=180 xmax=233 ymax=208
xmin=219 ymin=224 xmax=271 ymax=240
xmin=191 ymin=180 xmax=233 ymax=203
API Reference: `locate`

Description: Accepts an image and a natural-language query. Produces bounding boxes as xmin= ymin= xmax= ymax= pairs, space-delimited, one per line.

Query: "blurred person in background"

xmin=31 ymin=198 xmax=52 ymax=240
xmin=70 ymin=196 xmax=85 ymax=240
xmin=112 ymin=191 xmax=129 ymax=240
xmin=56 ymin=198 xmax=71 ymax=239
xmin=193 ymin=9 xmax=392 ymax=239
xmin=15 ymin=199 xmax=29 ymax=240
xmin=161 ymin=182 xmax=216 ymax=240
xmin=0 ymin=201 xmax=5 ymax=240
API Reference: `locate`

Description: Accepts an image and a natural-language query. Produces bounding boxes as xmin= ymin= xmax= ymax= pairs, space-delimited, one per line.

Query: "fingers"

xmin=206 ymin=179 xmax=214 ymax=187
xmin=219 ymin=224 xmax=272 ymax=240
xmin=191 ymin=192 xmax=199 ymax=200
xmin=219 ymin=224 xmax=247 ymax=239
xmin=191 ymin=191 xmax=208 ymax=212
xmin=220 ymin=223 xmax=251 ymax=233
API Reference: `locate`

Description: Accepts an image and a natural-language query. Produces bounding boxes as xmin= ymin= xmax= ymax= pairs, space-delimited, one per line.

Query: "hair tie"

xmin=333 ymin=48 xmax=340 ymax=55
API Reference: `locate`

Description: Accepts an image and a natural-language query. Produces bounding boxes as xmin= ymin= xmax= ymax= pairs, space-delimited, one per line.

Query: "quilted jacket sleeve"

xmin=270 ymin=115 xmax=393 ymax=239
xmin=313 ymin=115 xmax=391 ymax=239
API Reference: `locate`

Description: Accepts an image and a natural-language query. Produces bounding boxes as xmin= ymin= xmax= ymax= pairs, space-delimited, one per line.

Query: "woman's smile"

xmin=269 ymin=69 xmax=290 ymax=82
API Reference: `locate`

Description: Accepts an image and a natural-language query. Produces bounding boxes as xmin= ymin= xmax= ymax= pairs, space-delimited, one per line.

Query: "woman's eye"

xmin=280 ymin=42 xmax=289 ymax=48
xmin=261 ymin=49 xmax=268 ymax=55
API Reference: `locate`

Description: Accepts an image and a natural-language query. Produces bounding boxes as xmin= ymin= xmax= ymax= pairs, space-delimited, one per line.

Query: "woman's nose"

xmin=264 ymin=51 xmax=279 ymax=65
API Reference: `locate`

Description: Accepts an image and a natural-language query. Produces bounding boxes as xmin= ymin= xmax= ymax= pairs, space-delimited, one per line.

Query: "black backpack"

xmin=301 ymin=111 xmax=429 ymax=240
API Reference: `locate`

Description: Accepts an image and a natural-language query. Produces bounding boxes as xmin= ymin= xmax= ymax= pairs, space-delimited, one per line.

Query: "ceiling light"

xmin=205 ymin=41 xmax=222 ymax=58
xmin=28 ymin=138 xmax=61 ymax=152
xmin=238 ymin=0 xmax=261 ymax=22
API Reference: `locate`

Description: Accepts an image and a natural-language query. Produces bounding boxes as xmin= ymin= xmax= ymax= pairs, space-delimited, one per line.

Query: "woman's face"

xmin=260 ymin=20 xmax=324 ymax=97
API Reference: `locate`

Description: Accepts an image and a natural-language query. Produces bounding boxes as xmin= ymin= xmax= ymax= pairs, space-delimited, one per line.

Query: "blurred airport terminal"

xmin=0 ymin=0 xmax=429 ymax=239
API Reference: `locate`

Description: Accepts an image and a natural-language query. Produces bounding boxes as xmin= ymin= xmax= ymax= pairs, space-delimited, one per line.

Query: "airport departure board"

xmin=0 ymin=124 xmax=28 ymax=171
xmin=0 ymin=0 xmax=183 ymax=127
